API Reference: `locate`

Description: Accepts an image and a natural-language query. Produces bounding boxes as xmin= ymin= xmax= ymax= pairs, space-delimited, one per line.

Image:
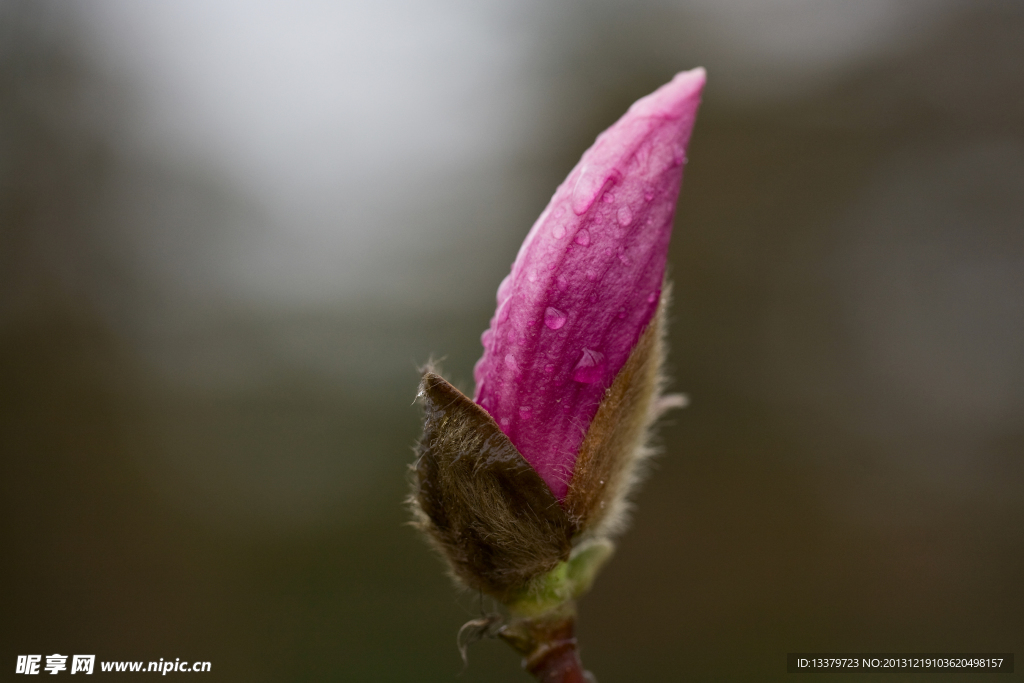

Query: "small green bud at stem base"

xmin=507 ymin=539 xmax=615 ymax=617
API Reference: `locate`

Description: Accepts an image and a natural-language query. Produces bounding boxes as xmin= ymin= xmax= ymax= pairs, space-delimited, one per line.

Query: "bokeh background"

xmin=2 ymin=0 xmax=1022 ymax=680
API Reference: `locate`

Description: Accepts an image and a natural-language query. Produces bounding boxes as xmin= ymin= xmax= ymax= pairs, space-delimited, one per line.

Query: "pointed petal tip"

xmin=629 ymin=67 xmax=706 ymax=120
xmin=667 ymin=66 xmax=707 ymax=98
xmin=679 ymin=66 xmax=707 ymax=84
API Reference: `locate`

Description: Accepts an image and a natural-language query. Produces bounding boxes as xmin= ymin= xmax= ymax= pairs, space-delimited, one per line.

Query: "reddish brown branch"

xmin=499 ymin=605 xmax=594 ymax=683
xmin=524 ymin=638 xmax=589 ymax=683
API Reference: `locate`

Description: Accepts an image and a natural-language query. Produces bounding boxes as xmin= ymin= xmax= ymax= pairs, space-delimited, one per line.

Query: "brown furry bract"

xmin=409 ymin=373 xmax=573 ymax=603
xmin=564 ymin=290 xmax=671 ymax=538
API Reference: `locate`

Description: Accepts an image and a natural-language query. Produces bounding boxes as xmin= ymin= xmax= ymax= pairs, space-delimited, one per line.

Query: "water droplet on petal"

xmin=504 ymin=353 xmax=518 ymax=372
xmin=552 ymin=224 xmax=566 ymax=239
xmin=617 ymin=206 xmax=633 ymax=227
xmin=496 ymin=299 xmax=511 ymax=323
xmin=500 ymin=417 xmax=510 ymax=427
xmin=617 ymin=308 xmax=626 ymax=319
xmin=571 ymin=163 xmax=623 ymax=215
xmin=496 ymin=274 xmax=513 ymax=303
xmin=571 ymin=167 xmax=602 ymax=215
xmin=672 ymin=144 xmax=685 ymax=166
xmin=544 ymin=307 xmax=567 ymax=330
xmin=554 ymin=206 xmax=565 ymax=218
xmin=544 ymin=364 xmax=555 ymax=374
xmin=572 ymin=348 xmax=606 ymax=384
xmin=647 ymin=291 xmax=659 ymax=304
xmin=519 ymin=406 xmax=532 ymax=419
xmin=575 ymin=228 xmax=591 ymax=246
xmin=527 ymin=269 xmax=537 ymax=282
xmin=557 ymin=275 xmax=569 ymax=291
xmin=644 ymin=188 xmax=655 ymax=202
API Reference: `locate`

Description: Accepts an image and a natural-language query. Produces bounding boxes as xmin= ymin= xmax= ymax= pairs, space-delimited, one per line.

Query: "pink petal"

xmin=473 ymin=68 xmax=705 ymax=499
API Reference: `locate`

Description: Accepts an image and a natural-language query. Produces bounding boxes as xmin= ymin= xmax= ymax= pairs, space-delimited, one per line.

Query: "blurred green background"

xmin=2 ymin=1 xmax=1022 ymax=680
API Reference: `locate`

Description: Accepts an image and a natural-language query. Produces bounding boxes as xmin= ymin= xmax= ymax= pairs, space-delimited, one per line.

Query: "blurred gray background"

xmin=2 ymin=0 xmax=1022 ymax=680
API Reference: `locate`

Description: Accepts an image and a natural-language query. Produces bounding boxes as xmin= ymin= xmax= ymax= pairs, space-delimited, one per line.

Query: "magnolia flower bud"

xmin=410 ymin=68 xmax=705 ymax=678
